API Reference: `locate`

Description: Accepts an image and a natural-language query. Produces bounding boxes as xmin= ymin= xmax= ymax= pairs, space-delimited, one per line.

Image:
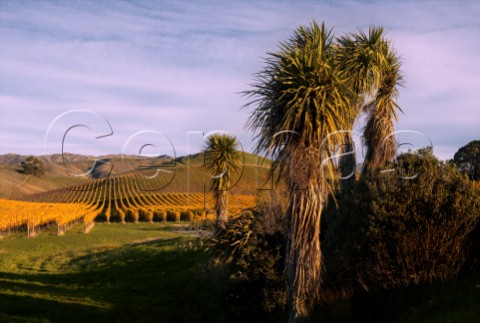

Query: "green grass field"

xmin=1 ymin=223 xmax=479 ymax=322
xmin=0 ymin=223 xmax=224 ymax=323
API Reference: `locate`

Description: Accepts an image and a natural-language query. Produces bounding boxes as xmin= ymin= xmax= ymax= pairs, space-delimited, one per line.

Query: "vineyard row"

xmin=1 ymin=174 xmax=256 ymax=236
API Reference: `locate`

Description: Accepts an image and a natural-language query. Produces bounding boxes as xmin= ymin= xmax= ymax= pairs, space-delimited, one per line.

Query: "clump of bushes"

xmin=323 ymin=148 xmax=480 ymax=291
xmin=209 ymin=195 xmax=288 ymax=317
xmin=20 ymin=156 xmax=45 ymax=177
xmin=206 ymin=147 xmax=480 ymax=320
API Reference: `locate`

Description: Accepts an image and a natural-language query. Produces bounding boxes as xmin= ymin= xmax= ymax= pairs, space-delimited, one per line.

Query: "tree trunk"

xmin=286 ymin=147 xmax=326 ymax=322
xmin=339 ymin=133 xmax=356 ymax=189
xmin=286 ymin=185 xmax=324 ymax=322
xmin=362 ymin=111 xmax=396 ymax=176
xmin=57 ymin=223 xmax=64 ymax=236
xmin=215 ymin=190 xmax=228 ymax=230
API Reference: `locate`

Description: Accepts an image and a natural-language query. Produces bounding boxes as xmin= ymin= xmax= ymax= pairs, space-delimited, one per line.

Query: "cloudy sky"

xmin=0 ymin=0 xmax=479 ymax=160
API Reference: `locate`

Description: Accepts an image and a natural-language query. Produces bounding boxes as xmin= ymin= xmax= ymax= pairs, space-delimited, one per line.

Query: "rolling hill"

xmin=0 ymin=151 xmax=273 ymax=233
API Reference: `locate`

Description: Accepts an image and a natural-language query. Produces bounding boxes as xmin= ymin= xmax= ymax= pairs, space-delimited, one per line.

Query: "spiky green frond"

xmin=362 ymin=38 xmax=403 ymax=173
xmin=203 ymin=134 xmax=242 ymax=193
xmin=245 ymin=21 xmax=353 ymax=185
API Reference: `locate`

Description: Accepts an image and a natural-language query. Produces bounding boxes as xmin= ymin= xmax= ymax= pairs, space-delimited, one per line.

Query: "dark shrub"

xmin=20 ymin=156 xmax=45 ymax=177
xmin=324 ymin=148 xmax=480 ymax=291
xmin=209 ymin=198 xmax=288 ymax=316
xmin=452 ymin=139 xmax=480 ymax=180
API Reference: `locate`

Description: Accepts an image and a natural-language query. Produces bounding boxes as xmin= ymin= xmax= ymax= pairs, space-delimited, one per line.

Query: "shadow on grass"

xmin=309 ymin=272 xmax=480 ymax=323
xmin=0 ymin=238 xmax=225 ymax=323
xmin=139 ymin=225 xmax=195 ymax=232
xmin=0 ymin=293 xmax=111 ymax=322
xmin=2 ymin=236 xmax=477 ymax=323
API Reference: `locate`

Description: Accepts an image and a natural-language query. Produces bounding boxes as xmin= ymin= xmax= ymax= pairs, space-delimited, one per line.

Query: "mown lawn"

xmin=0 ymin=223 xmax=224 ymax=323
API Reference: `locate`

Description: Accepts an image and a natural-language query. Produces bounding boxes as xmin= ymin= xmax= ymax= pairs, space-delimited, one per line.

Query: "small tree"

xmin=203 ymin=134 xmax=241 ymax=230
xmin=21 ymin=156 xmax=45 ymax=177
xmin=245 ymin=21 xmax=402 ymax=321
xmin=452 ymin=140 xmax=480 ymax=180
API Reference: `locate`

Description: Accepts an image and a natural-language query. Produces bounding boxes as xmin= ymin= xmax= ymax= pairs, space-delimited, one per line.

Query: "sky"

xmin=0 ymin=0 xmax=479 ymax=161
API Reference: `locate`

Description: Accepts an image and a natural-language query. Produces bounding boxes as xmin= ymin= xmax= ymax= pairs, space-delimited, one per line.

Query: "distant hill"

xmin=0 ymin=153 xmax=90 ymax=164
xmin=0 ymin=153 xmax=173 ymax=179
xmin=176 ymin=151 xmax=271 ymax=166
xmin=0 ymin=153 xmax=172 ymax=165
xmin=0 ymin=152 xmax=273 ymax=200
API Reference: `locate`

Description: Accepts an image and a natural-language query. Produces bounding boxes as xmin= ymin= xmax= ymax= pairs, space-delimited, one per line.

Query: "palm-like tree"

xmin=245 ymin=22 xmax=403 ymax=322
xmin=245 ymin=22 xmax=353 ymax=321
xmin=336 ymin=27 xmax=403 ymax=175
xmin=362 ymin=48 xmax=403 ymax=174
xmin=203 ymin=134 xmax=241 ymax=230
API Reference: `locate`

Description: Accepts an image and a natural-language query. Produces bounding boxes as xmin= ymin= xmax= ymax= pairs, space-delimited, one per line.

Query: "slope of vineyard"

xmin=1 ymin=152 xmax=273 ymax=230
xmin=26 ymin=171 xmax=257 ymax=224
xmin=0 ymin=152 xmax=271 ymax=198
